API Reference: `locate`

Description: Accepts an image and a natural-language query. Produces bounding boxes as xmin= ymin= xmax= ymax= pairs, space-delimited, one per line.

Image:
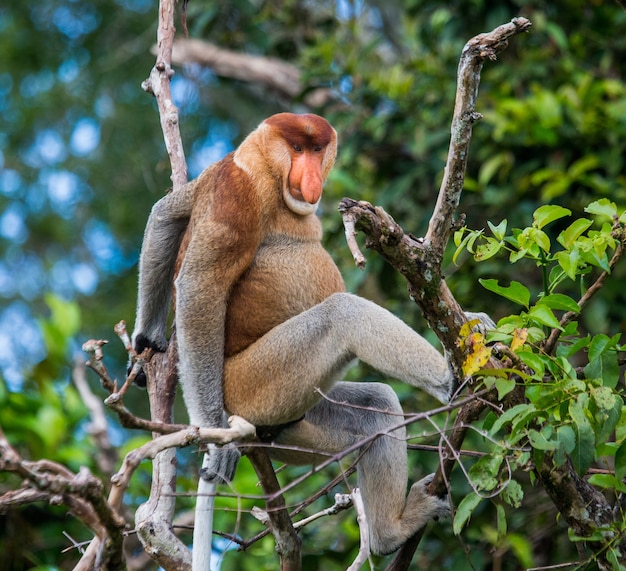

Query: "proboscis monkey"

xmin=132 ymin=113 xmax=456 ymax=555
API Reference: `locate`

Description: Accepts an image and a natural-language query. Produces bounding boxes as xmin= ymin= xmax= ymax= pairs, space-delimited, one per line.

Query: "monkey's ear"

xmin=321 ymin=128 xmax=338 ymax=180
xmin=256 ymin=121 xmax=290 ymax=178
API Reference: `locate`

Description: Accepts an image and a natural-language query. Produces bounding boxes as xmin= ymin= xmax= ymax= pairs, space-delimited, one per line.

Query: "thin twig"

xmin=346 ymin=488 xmax=371 ymax=571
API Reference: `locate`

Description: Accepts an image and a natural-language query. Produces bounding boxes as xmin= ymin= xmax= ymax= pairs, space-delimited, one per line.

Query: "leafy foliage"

xmin=453 ymin=200 xmax=626 ymax=568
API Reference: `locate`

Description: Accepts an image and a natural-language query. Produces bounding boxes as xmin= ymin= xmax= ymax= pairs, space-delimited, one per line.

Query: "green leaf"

xmin=469 ymin=453 xmax=503 ymax=492
xmin=585 ymin=337 xmax=620 ymax=389
xmin=528 ymin=428 xmax=557 ymax=451
xmin=489 ymin=403 xmax=536 ymax=435
xmin=555 ymin=425 xmax=576 ymax=466
xmin=501 ymin=479 xmax=523 ymax=508
xmin=533 ymin=204 xmax=571 ymax=229
xmin=593 ymin=394 xmax=622 ymax=445
xmin=495 ymin=377 xmax=516 ymax=400
xmin=479 ymin=153 xmax=510 ymax=186
xmin=606 ymin=547 xmax=625 ymax=571
xmin=453 ymin=229 xmax=482 ymax=264
xmin=510 ymin=248 xmax=527 ymax=263
xmin=479 ymin=279 xmax=530 ymax=307
xmin=588 ymin=333 xmax=620 ymax=362
xmin=475 ymin=237 xmax=504 ymax=261
xmin=585 ymin=198 xmax=617 ymax=219
xmin=488 ymin=219 xmax=508 ymax=241
xmin=507 ymin=532 xmax=534 ymax=568
xmin=568 ymin=528 xmax=605 ymax=542
xmin=537 ymin=294 xmax=580 ymax=313
xmin=453 ymin=492 xmax=482 ymax=535
xmin=569 ymin=399 xmax=595 ymax=475
xmin=587 ymin=474 xmax=626 ymax=494
xmin=515 ymin=351 xmax=547 ymax=377
xmin=511 ymin=407 xmax=545 ymax=439
xmin=615 ymin=440 xmax=626 ymax=481
xmin=590 ymin=386 xmax=617 ymax=412
xmin=496 ymin=503 xmax=507 ymax=540
xmin=528 ymin=305 xmax=562 ymax=329
xmin=568 ymin=155 xmax=600 ymax=178
xmin=533 ymin=229 xmax=551 ymax=253
xmin=45 ymin=294 xmax=81 ymax=338
xmin=557 ymin=218 xmax=592 ymax=248
xmin=482 ymin=411 xmax=498 ymax=433
xmin=556 ymin=248 xmax=580 ymax=281
xmin=558 ymin=334 xmax=591 ymax=358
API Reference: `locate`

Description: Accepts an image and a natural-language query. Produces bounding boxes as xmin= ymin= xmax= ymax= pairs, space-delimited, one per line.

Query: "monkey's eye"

xmin=292 ymin=144 xmax=303 ymax=152
xmin=313 ymin=145 xmax=323 ymax=152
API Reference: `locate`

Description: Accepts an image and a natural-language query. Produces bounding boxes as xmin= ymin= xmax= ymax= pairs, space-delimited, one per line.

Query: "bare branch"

xmin=172 ymin=39 xmax=301 ymax=97
xmin=110 ymin=417 xmax=256 ymax=504
xmin=292 ymin=493 xmax=353 ymax=530
xmin=0 ymin=426 xmax=126 ymax=570
xmin=134 ymin=332 xmax=190 ymax=571
xmin=341 ymin=205 xmax=368 ymax=269
xmin=425 ymin=17 xmax=532 ymax=256
xmin=72 ymin=357 xmax=118 ymax=478
xmin=169 ymin=38 xmax=335 ymax=107
xmin=141 ymin=1 xmax=188 ymax=189
xmin=128 ymin=0 xmax=191 ymax=567
xmin=346 ymin=488 xmax=371 ymax=571
xmin=247 ymin=447 xmax=302 ymax=570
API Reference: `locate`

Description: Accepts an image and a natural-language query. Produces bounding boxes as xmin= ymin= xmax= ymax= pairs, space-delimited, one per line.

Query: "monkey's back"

xmin=224 ymin=234 xmax=345 ymax=357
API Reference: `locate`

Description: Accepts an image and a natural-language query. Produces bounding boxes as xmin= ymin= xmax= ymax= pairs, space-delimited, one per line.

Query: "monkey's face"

xmin=263 ymin=113 xmax=337 ymax=216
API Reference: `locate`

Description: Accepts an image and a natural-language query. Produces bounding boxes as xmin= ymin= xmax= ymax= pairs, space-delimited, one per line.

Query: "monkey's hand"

xmin=199 ymin=443 xmax=241 ymax=484
xmin=128 ymin=333 xmax=168 ymax=388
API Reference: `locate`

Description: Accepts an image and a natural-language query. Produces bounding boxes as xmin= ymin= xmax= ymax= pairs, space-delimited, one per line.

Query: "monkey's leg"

xmin=224 ymin=292 xmax=454 ymax=426
xmin=270 ymin=382 xmax=449 ymax=555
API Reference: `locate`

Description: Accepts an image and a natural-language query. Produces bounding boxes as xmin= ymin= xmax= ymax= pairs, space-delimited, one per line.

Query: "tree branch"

xmin=0 ymin=426 xmax=126 ymax=570
xmin=246 ymin=448 xmax=302 ymax=571
xmin=169 ymin=38 xmax=335 ymax=107
xmin=129 ymin=2 xmax=192 ymax=569
xmin=142 ymin=2 xmax=187 ymax=190
xmin=425 ymin=17 xmax=532 ymax=256
xmin=134 ymin=333 xmax=191 ymax=571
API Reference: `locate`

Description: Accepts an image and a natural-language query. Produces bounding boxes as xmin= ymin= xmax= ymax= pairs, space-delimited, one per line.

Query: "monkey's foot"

xmin=411 ymin=473 xmax=451 ymax=522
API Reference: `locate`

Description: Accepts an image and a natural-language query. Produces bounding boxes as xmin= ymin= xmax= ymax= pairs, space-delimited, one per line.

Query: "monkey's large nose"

xmin=299 ymin=169 xmax=322 ymax=204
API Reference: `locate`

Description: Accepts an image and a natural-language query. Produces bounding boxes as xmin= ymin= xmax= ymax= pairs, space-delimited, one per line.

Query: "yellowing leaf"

xmin=462 ymin=332 xmax=492 ymax=376
xmin=510 ymin=328 xmax=528 ymax=351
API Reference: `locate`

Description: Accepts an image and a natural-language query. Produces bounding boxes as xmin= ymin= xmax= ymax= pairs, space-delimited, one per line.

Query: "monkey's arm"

xmin=175 ymin=187 xmax=263 ymax=481
xmin=132 ymin=180 xmax=198 ymax=352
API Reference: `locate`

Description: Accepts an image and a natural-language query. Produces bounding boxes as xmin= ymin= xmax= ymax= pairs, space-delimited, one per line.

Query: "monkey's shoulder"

xmin=191 ymin=153 xmax=260 ymax=206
